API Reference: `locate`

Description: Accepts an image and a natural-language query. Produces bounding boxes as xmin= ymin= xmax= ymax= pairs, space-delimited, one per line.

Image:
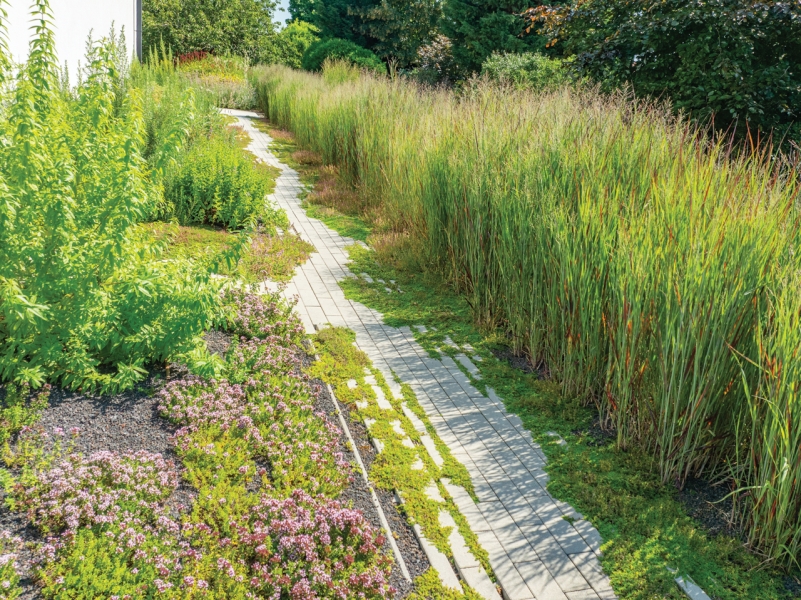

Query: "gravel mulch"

xmin=678 ymin=477 xmax=741 ymax=541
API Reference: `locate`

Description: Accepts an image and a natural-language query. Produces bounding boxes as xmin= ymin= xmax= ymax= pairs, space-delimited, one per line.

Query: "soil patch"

xmin=678 ymin=477 xmax=741 ymax=541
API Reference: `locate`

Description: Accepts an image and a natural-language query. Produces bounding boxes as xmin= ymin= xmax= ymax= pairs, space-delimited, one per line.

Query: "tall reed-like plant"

xmin=252 ymin=63 xmax=801 ymax=566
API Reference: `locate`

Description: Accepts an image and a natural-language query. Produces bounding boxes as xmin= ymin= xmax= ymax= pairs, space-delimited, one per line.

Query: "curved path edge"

xmin=225 ymin=108 xmax=618 ymax=600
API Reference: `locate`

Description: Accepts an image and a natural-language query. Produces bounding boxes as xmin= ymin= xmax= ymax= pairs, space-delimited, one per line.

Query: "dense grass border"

xmin=260 ymin=121 xmax=801 ymax=600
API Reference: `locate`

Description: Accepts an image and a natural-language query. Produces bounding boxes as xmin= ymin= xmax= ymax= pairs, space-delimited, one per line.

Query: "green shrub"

xmin=302 ymin=38 xmax=385 ymax=73
xmin=527 ymin=0 xmax=801 ymax=145
xmin=160 ymin=135 xmax=287 ymax=230
xmin=0 ymin=6 xmax=224 ymax=392
xmin=482 ymin=52 xmax=569 ymax=90
xmin=269 ymin=20 xmax=320 ymax=69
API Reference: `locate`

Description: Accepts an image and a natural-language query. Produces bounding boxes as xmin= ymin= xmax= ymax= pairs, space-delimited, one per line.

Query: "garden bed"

xmin=0 ymin=291 xmax=430 ymax=598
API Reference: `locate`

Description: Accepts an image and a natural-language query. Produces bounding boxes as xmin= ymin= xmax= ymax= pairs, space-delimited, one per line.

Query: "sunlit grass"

xmin=251 ymin=62 xmax=801 ymax=568
xmin=140 ymin=222 xmax=313 ymax=283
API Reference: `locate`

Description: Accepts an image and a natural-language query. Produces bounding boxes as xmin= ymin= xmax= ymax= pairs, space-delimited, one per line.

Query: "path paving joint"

xmin=225 ymin=109 xmax=618 ymax=600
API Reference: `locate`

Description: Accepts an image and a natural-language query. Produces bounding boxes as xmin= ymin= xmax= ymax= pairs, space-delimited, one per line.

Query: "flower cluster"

xmin=159 ymin=357 xmax=351 ymax=497
xmin=12 ymin=290 xmax=392 ymax=598
xmin=0 ymin=531 xmax=22 ymax=600
xmin=15 ymin=450 xmax=178 ymax=537
xmin=198 ymin=489 xmax=394 ymax=599
xmin=221 ymin=289 xmax=305 ymax=343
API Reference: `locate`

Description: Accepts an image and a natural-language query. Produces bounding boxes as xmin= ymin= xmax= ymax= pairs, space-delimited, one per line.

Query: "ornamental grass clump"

xmin=0 ymin=3 xmax=223 ymax=393
xmin=253 ymin=63 xmax=801 ymax=566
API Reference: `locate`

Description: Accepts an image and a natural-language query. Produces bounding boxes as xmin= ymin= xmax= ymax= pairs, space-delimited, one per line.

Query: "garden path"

xmin=225 ymin=108 xmax=617 ymax=600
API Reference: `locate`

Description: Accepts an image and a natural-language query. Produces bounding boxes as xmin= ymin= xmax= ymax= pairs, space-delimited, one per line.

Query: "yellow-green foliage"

xmin=254 ymin=64 xmax=801 ymax=566
xmin=308 ymin=326 xmax=493 ymax=585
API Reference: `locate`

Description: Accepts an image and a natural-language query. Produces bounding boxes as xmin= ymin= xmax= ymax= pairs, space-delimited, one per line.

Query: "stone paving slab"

xmin=225 ymin=109 xmax=617 ymax=600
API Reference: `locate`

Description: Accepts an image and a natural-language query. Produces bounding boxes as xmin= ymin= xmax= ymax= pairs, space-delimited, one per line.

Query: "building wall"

xmin=6 ymin=0 xmax=138 ymax=74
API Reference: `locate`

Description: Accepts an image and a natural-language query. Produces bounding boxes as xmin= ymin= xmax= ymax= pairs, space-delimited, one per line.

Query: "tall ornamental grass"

xmin=253 ymin=64 xmax=801 ymax=566
xmin=0 ymin=2 xmax=224 ymax=393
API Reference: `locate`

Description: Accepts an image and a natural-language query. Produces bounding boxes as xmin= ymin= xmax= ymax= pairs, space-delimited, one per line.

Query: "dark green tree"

xmin=354 ymin=0 xmax=441 ymax=67
xmin=143 ymin=0 xmax=278 ymax=60
xmin=288 ymin=0 xmax=378 ymax=47
xmin=441 ymin=0 xmax=544 ymax=75
xmin=527 ymin=0 xmax=801 ymax=144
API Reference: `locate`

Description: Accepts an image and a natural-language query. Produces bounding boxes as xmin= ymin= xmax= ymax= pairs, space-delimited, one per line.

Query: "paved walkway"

xmin=226 ymin=109 xmax=617 ymax=600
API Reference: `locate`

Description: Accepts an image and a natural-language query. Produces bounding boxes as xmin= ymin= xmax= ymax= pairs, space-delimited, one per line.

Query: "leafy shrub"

xmin=143 ymin=0 xmax=277 ymax=61
xmin=302 ymin=38 xmax=385 ymax=73
xmin=160 ymin=136 xmax=287 ymax=230
xmin=0 ymin=15 xmax=223 ymax=392
xmin=482 ymin=52 xmax=569 ymax=90
xmin=268 ymin=20 xmax=320 ymax=69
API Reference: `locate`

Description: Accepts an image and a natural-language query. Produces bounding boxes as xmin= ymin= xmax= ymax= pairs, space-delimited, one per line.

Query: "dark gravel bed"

xmin=678 ymin=477 xmax=741 ymax=541
xmin=314 ymin=380 xmax=429 ymax=597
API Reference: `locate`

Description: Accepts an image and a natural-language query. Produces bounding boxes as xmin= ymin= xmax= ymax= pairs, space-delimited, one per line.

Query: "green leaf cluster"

xmin=441 ymin=0 xmax=546 ymax=76
xmin=0 ymin=4 xmax=224 ymax=392
xmin=143 ymin=0 xmax=278 ymax=62
xmin=302 ymin=38 xmax=385 ymax=73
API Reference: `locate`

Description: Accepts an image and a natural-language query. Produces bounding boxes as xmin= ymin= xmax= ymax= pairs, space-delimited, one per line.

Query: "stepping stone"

xmin=439 ymin=511 xmax=502 ymax=600
xmin=675 ymin=575 xmax=710 ymax=600
xmin=401 ymin=437 xmax=415 ymax=449
xmin=455 ymin=354 xmax=482 ymax=380
xmin=377 ymin=278 xmax=386 ymax=284
xmin=472 ymin=354 xmax=483 ymax=362
xmin=356 ymin=400 xmax=368 ymax=410
xmin=347 ymin=379 xmax=358 ymax=389
xmin=373 ymin=438 xmax=385 ymax=453
xmin=360 ymin=272 xmax=374 ymax=283
xmin=546 ymin=431 xmax=568 ymax=447
xmin=401 ymin=403 xmax=427 ymax=433
xmin=372 ymin=386 xmax=393 ymax=410
xmin=385 ymin=287 xmax=393 ymax=293
xmin=365 ymin=374 xmax=377 ymax=385
xmin=424 ymin=482 xmax=445 ymax=503
xmin=412 ymin=524 xmax=462 ymax=591
xmin=443 ymin=336 xmax=460 ymax=349
xmin=411 ymin=458 xmax=425 ymax=470
xmin=390 ymin=420 xmax=406 ymax=437
xmin=413 ymin=324 xmax=428 ymax=333
xmin=420 ymin=434 xmax=445 ymax=467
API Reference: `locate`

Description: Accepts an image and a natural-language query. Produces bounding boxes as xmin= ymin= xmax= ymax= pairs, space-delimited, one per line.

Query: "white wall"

xmin=7 ymin=0 xmax=138 ymax=73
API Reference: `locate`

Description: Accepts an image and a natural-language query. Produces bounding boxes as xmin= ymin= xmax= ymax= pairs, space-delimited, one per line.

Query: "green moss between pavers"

xmin=261 ymin=115 xmax=799 ymax=599
xmin=307 ymin=326 xmax=496 ymax=596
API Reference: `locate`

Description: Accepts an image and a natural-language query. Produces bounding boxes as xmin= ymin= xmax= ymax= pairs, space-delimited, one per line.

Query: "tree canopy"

xmin=143 ymin=0 xmax=278 ymax=60
xmin=526 ymin=0 xmax=801 ymax=142
xmin=441 ymin=0 xmax=545 ymax=75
